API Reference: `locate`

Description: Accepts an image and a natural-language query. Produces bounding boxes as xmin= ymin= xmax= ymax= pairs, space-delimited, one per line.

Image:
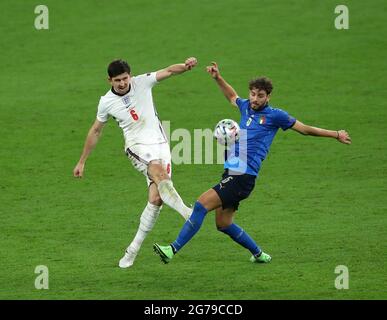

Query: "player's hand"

xmin=73 ymin=162 xmax=85 ymax=178
xmin=337 ymin=130 xmax=351 ymax=144
xmin=185 ymin=57 xmax=197 ymax=70
xmin=206 ymin=62 xmax=220 ymax=79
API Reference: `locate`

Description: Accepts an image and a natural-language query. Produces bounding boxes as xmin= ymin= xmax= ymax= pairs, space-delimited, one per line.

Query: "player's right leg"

xmin=153 ymin=189 xmax=222 ymax=264
xmin=119 ymin=183 xmax=162 ymax=268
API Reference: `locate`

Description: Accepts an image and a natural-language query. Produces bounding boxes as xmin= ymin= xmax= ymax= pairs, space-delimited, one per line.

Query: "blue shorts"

xmin=212 ymin=169 xmax=256 ymax=210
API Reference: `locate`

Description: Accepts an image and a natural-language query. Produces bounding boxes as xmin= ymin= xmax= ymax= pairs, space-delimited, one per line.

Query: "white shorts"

xmin=125 ymin=143 xmax=172 ymax=186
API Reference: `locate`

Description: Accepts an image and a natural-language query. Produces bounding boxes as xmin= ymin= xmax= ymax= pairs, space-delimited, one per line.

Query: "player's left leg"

xmin=119 ymin=183 xmax=163 ymax=268
xmin=216 ymin=208 xmax=271 ymax=263
xmin=126 ymin=143 xmax=191 ymax=220
xmin=148 ymin=160 xmax=191 ymax=220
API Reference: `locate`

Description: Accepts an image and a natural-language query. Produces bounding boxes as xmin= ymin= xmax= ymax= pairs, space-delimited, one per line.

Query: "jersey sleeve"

xmin=135 ymin=72 xmax=158 ymax=89
xmin=236 ymin=97 xmax=248 ymax=114
xmin=272 ymin=108 xmax=296 ymax=131
xmin=96 ymin=97 xmax=109 ymax=123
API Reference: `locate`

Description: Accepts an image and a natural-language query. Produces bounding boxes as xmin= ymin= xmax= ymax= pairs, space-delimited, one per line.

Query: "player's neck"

xmin=111 ymin=84 xmax=131 ymax=96
xmin=250 ymin=102 xmax=268 ymax=112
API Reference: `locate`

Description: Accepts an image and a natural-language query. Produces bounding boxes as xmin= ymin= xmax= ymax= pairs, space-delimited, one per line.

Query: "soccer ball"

xmin=213 ymin=119 xmax=240 ymax=145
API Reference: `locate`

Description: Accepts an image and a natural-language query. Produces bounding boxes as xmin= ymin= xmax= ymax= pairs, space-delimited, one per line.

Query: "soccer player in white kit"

xmin=73 ymin=57 xmax=197 ymax=268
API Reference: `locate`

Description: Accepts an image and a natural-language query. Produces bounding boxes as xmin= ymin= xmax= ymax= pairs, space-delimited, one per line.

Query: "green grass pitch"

xmin=0 ymin=0 xmax=386 ymax=299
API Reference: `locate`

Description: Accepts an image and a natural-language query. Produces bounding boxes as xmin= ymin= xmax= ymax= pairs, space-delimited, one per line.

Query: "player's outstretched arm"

xmin=291 ymin=120 xmax=351 ymax=144
xmin=73 ymin=119 xmax=105 ymax=178
xmin=156 ymin=57 xmax=197 ymax=82
xmin=206 ymin=62 xmax=238 ymax=107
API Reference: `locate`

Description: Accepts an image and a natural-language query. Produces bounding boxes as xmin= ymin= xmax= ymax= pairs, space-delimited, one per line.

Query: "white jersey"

xmin=96 ymin=72 xmax=168 ymax=149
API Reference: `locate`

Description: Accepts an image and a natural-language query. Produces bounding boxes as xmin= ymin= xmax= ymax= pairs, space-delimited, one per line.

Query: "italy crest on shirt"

xmin=259 ymin=116 xmax=266 ymax=125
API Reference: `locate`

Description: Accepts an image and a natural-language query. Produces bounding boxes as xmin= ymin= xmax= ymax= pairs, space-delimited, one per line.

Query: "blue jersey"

xmin=224 ymin=97 xmax=296 ymax=176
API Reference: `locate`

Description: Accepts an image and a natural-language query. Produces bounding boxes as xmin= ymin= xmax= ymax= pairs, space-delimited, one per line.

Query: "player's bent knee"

xmin=216 ymin=222 xmax=231 ymax=230
xmin=148 ymin=190 xmax=163 ymax=206
xmin=149 ymin=197 xmax=163 ymax=206
xmin=148 ymin=164 xmax=169 ymax=184
xmin=157 ymin=173 xmax=169 ymax=181
xmin=147 ymin=163 xmax=161 ymax=174
xmin=198 ymin=190 xmax=222 ymax=211
xmin=215 ymin=212 xmax=234 ymax=230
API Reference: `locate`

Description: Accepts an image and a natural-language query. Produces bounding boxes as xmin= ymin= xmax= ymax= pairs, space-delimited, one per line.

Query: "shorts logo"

xmin=221 ymin=176 xmax=233 ymax=184
xmin=220 ymin=176 xmax=233 ymax=188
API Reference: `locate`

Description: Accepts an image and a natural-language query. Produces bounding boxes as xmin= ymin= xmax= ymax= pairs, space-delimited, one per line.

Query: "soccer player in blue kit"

xmin=154 ymin=62 xmax=352 ymax=264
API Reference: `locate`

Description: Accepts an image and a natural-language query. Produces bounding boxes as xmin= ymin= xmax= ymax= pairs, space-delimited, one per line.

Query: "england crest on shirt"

xmin=122 ymin=95 xmax=130 ymax=106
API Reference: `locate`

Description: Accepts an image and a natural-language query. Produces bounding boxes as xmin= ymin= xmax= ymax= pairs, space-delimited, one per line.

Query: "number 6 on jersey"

xmin=130 ymin=109 xmax=139 ymax=121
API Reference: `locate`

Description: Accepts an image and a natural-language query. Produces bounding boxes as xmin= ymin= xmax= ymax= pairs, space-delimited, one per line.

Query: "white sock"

xmin=127 ymin=202 xmax=161 ymax=254
xmin=157 ymin=180 xmax=192 ymax=220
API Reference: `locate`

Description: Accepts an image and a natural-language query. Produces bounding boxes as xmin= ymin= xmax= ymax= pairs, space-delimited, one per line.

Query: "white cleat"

xmin=119 ymin=248 xmax=137 ymax=268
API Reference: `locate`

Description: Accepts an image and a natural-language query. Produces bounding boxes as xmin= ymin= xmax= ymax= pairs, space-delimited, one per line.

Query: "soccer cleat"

xmin=119 ymin=248 xmax=138 ymax=268
xmin=250 ymin=251 xmax=272 ymax=263
xmin=153 ymin=243 xmax=174 ymax=264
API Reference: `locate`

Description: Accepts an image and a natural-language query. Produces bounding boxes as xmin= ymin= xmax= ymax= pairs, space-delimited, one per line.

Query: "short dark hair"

xmin=248 ymin=77 xmax=273 ymax=95
xmin=107 ymin=59 xmax=131 ymax=78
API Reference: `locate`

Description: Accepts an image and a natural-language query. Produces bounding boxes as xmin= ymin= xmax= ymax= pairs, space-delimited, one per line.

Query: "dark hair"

xmin=248 ymin=77 xmax=273 ymax=95
xmin=107 ymin=59 xmax=131 ymax=78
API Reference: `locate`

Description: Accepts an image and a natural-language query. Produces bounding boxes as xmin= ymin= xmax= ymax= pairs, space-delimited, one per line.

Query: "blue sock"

xmin=171 ymin=201 xmax=208 ymax=253
xmin=218 ymin=223 xmax=261 ymax=256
